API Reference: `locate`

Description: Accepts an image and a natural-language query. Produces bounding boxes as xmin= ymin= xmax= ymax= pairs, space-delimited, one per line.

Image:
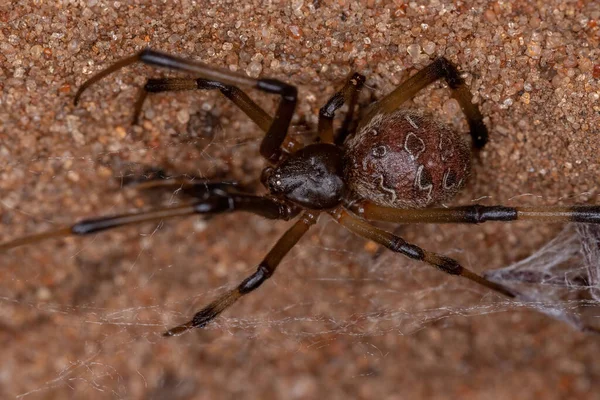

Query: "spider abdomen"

xmin=343 ymin=110 xmax=471 ymax=208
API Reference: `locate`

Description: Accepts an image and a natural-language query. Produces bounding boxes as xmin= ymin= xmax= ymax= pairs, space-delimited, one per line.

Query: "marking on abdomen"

xmin=372 ymin=145 xmax=387 ymax=158
xmin=439 ymin=133 xmax=454 ymax=162
xmin=414 ymin=165 xmax=433 ymax=203
xmin=404 ymin=133 xmax=425 ymax=160
xmin=378 ymin=174 xmax=397 ymax=203
xmin=405 ymin=114 xmax=420 ymax=130
xmin=442 ymin=169 xmax=460 ymax=190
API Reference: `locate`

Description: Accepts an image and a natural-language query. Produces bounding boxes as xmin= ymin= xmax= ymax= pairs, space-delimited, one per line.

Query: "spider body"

xmin=3 ymin=49 xmax=600 ymax=336
xmin=266 ymin=109 xmax=470 ymax=211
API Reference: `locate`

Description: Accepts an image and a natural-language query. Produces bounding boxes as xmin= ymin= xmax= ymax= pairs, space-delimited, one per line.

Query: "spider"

xmin=2 ymin=49 xmax=599 ymax=336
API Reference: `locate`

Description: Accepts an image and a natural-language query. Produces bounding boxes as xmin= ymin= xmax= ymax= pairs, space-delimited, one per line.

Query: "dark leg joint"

xmin=434 ymin=57 xmax=463 ymax=89
xmin=257 ymin=79 xmax=297 ymax=101
xmin=139 ymin=48 xmax=153 ymax=57
xmin=143 ymin=78 xmax=197 ymax=93
xmin=402 ymin=244 xmax=425 ymax=260
xmin=138 ymin=48 xmax=181 ymax=70
xmin=238 ymin=264 xmax=271 ymax=294
xmin=190 ymin=304 xmax=219 ymax=329
xmin=281 ymin=204 xmax=301 ymax=221
xmin=144 ymin=79 xmax=169 ymax=93
xmin=196 ymin=78 xmax=226 ymax=91
xmin=462 ymin=205 xmax=484 ymax=223
xmin=214 ymin=83 xmax=244 ymax=101
xmin=192 ymin=196 xmax=230 ymax=214
xmin=388 ymin=236 xmax=407 ymax=253
xmin=320 ymin=94 xmax=345 ymax=118
xmin=389 ymin=237 xmax=425 ymax=260
xmin=460 ymin=205 xmax=518 ymax=223
xmin=436 ymin=256 xmax=463 ymax=276
xmin=320 ymin=73 xmax=366 ymax=119
xmin=481 ymin=206 xmax=518 ymax=222
xmin=571 ymin=206 xmax=600 ymax=223
xmin=470 ymin=121 xmax=488 ymax=149
xmin=71 ymin=218 xmax=113 ymax=235
xmin=181 ymin=183 xmax=232 ymax=200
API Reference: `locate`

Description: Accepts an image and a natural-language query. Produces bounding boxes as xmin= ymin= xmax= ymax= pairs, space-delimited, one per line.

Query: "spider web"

xmin=484 ymin=223 xmax=600 ymax=333
xmin=205 ymin=219 xmax=600 ymax=336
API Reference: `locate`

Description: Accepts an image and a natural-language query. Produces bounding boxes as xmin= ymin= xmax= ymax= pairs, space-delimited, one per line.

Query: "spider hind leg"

xmin=330 ymin=207 xmax=518 ymax=299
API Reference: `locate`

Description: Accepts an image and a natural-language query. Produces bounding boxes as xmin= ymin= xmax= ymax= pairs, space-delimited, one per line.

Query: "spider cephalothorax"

xmin=262 ymin=143 xmax=345 ymax=210
xmin=2 ymin=49 xmax=600 ymax=336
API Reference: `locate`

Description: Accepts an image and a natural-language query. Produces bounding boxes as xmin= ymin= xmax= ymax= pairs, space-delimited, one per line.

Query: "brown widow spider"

xmin=2 ymin=49 xmax=599 ymax=336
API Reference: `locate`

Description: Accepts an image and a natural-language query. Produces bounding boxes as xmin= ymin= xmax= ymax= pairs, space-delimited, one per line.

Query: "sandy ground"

xmin=1 ymin=1 xmax=600 ymax=399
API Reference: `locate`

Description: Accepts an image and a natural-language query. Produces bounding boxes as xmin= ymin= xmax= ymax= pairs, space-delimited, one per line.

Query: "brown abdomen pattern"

xmin=343 ymin=110 xmax=471 ymax=209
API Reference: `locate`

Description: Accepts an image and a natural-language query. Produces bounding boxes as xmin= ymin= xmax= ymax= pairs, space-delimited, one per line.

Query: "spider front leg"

xmin=0 ymin=185 xmax=299 ymax=252
xmin=131 ymin=77 xmax=273 ymax=129
xmin=164 ymin=211 xmax=318 ymax=336
xmin=74 ymin=48 xmax=297 ymax=163
xmin=331 ymin=207 xmax=517 ymax=298
xmin=364 ymin=57 xmax=487 ymax=149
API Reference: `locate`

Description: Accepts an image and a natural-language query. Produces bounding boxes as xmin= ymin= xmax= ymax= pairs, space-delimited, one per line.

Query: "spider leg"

xmin=318 ymin=73 xmax=365 ymax=144
xmin=74 ymin=48 xmax=297 ymax=163
xmin=164 ymin=211 xmax=317 ymax=336
xmin=335 ymin=74 xmax=366 ymax=146
xmin=121 ymin=175 xmax=241 ymax=194
xmin=131 ymin=77 xmax=273 ymax=129
xmin=118 ymin=167 xmax=244 ymax=197
xmin=363 ymin=57 xmax=487 ymax=148
xmin=119 ymin=167 xmax=171 ymax=188
xmin=0 ymin=190 xmax=299 ymax=252
xmin=330 ymin=207 xmax=517 ymax=298
xmin=348 ymin=201 xmax=600 ymax=224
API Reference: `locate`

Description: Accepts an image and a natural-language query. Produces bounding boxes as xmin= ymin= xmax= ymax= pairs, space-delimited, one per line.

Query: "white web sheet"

xmin=484 ymin=224 xmax=600 ymax=332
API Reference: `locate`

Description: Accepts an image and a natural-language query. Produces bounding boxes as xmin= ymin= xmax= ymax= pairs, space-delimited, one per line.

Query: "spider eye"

xmin=264 ymin=166 xmax=299 ymax=195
